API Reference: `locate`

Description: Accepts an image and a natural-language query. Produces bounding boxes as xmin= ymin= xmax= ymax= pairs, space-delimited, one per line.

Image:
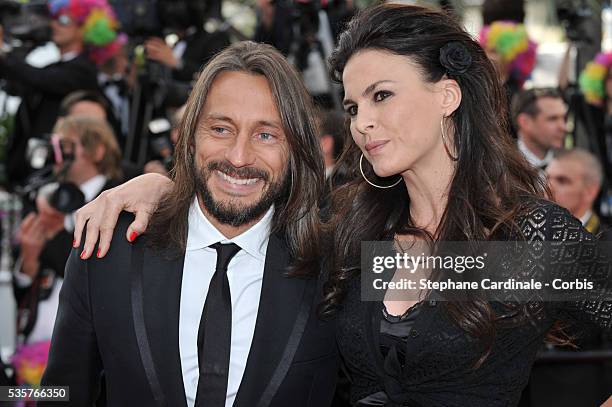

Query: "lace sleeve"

xmin=544 ymin=204 xmax=612 ymax=330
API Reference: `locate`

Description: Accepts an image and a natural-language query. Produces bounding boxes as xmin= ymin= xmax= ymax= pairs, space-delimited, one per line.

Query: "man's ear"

xmin=516 ymin=112 xmax=533 ymax=132
xmin=584 ymin=183 xmax=601 ymax=208
xmin=439 ymin=78 xmax=462 ymax=116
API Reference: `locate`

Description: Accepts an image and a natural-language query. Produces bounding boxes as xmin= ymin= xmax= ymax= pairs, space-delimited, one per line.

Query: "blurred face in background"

xmin=68 ymin=100 xmax=107 ymax=120
xmin=50 ymin=13 xmax=83 ymax=50
xmin=520 ymin=96 xmax=567 ymax=153
xmin=545 ymin=158 xmax=590 ymax=217
xmin=56 ymin=129 xmax=104 ymax=185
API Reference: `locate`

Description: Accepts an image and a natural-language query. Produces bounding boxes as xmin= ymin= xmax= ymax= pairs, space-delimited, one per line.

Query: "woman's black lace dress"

xmin=336 ymin=201 xmax=612 ymax=407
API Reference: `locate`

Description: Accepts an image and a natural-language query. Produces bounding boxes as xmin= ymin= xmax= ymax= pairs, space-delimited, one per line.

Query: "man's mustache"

xmin=207 ymin=160 xmax=270 ymax=181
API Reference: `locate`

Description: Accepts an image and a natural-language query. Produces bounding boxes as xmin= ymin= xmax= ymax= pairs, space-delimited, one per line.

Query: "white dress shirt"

xmin=98 ymin=72 xmax=130 ymax=136
xmin=579 ymin=209 xmax=593 ymax=227
xmin=518 ymin=137 xmax=554 ymax=169
xmin=180 ymin=197 xmax=273 ymax=407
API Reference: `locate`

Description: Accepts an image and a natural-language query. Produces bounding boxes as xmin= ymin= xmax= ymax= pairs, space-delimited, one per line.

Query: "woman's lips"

xmin=365 ymin=140 xmax=389 ymax=153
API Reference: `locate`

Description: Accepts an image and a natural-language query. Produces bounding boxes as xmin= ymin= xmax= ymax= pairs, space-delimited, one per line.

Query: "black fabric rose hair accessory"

xmin=439 ymin=41 xmax=472 ymax=76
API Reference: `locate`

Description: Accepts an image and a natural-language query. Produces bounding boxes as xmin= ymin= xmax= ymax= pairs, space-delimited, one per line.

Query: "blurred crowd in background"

xmin=0 ymin=0 xmax=610 ymax=406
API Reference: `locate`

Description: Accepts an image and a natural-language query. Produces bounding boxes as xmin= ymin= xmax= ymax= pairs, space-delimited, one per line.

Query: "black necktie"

xmin=195 ymin=242 xmax=241 ymax=407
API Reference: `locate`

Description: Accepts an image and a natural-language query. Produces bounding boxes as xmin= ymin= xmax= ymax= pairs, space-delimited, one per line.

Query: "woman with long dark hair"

xmin=71 ymin=4 xmax=611 ymax=406
xmin=321 ymin=4 xmax=610 ymax=405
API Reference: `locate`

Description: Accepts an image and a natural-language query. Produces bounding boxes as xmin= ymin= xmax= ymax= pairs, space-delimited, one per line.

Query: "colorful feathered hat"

xmin=48 ymin=0 xmax=124 ymax=65
xmin=578 ymin=52 xmax=612 ymax=107
xmin=479 ymin=21 xmax=537 ymax=87
xmin=89 ymin=32 xmax=127 ymax=66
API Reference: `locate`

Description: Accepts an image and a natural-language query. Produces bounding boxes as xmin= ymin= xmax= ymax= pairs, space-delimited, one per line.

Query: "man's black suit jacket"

xmin=41 ymin=213 xmax=338 ymax=406
xmin=0 ymin=52 xmax=98 ymax=187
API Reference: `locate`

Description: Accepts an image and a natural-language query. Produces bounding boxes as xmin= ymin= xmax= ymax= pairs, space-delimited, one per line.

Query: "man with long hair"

xmin=41 ymin=42 xmax=337 ymax=407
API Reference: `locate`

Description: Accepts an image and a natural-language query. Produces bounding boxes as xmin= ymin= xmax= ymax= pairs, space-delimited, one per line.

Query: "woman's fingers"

xmin=124 ymin=208 xmax=152 ymax=243
xmin=73 ymin=196 xmax=98 ymax=249
xmin=73 ymin=187 xmax=122 ymax=256
xmin=73 ymin=174 xmax=172 ymax=259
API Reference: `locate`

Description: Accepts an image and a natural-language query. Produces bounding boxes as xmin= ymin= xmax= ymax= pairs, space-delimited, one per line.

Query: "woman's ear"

xmin=439 ymin=78 xmax=462 ymax=116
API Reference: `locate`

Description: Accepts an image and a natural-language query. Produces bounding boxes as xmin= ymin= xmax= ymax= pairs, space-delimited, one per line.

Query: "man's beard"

xmin=195 ymin=160 xmax=289 ymax=227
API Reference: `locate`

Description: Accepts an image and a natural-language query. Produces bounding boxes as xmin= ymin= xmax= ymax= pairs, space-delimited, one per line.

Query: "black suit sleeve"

xmin=0 ymin=54 xmax=97 ymax=96
xmin=545 ymin=206 xmax=612 ymax=330
xmin=41 ymin=247 xmax=103 ymax=406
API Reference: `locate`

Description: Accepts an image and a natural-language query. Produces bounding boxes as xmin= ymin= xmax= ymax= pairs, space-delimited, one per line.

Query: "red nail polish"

xmin=80 ymin=250 xmax=86 ymax=259
xmin=129 ymin=231 xmax=138 ymax=242
xmin=96 ymin=248 xmax=101 ymax=258
xmin=72 ymin=239 xmax=77 ymax=247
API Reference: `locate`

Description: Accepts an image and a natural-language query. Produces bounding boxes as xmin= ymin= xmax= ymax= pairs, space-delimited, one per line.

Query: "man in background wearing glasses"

xmin=0 ymin=0 xmax=104 ymax=189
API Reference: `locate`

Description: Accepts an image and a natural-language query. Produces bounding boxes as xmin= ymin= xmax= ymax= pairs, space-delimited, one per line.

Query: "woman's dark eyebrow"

xmin=343 ymin=80 xmax=396 ymax=107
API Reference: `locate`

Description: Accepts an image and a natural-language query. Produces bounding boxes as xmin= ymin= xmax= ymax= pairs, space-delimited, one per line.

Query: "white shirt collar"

xmin=80 ymin=174 xmax=107 ymax=203
xmin=186 ymin=197 xmax=274 ymax=260
xmin=518 ymin=137 xmax=554 ymax=168
xmin=579 ymin=209 xmax=593 ymax=226
xmin=60 ymin=51 xmax=79 ymax=62
xmin=98 ymin=72 xmax=124 ymax=83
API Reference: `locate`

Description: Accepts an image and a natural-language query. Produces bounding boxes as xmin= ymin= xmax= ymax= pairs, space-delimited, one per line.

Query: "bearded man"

xmin=41 ymin=41 xmax=338 ymax=407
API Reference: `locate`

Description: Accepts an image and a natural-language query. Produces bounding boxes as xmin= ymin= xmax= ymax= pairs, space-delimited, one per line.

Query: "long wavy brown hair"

xmin=321 ymin=4 xmax=562 ymax=365
xmin=147 ymin=41 xmax=324 ymax=277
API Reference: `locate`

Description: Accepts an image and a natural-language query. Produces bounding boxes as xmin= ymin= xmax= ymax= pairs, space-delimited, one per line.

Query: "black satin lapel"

xmin=233 ymin=234 xmax=315 ymax=407
xmin=131 ymin=238 xmax=187 ymax=407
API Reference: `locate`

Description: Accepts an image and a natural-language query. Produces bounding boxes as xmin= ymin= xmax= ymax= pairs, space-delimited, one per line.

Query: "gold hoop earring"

xmin=359 ymin=153 xmax=402 ymax=189
xmin=441 ymin=117 xmax=459 ymax=161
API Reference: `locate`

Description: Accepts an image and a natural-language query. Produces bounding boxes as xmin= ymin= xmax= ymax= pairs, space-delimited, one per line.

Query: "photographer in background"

xmin=143 ymin=103 xmax=185 ymax=176
xmin=96 ymin=33 xmax=132 ymax=143
xmin=254 ymin=0 xmax=354 ymax=56
xmin=253 ymin=0 xmax=352 ymax=109
xmin=143 ymin=1 xmax=230 ymax=84
xmin=60 ymin=89 xmax=121 ymax=144
xmin=59 ymin=90 xmax=142 ymax=180
xmin=1 ymin=0 xmax=120 ymax=189
xmin=11 ymin=116 xmax=122 ymax=388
